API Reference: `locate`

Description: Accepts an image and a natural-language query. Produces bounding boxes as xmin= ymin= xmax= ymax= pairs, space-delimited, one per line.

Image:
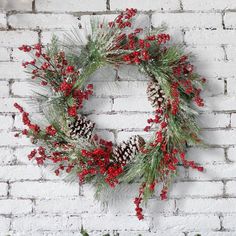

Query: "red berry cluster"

xmin=27 ymin=144 xmax=75 ymax=175
xmin=134 ymin=184 xmax=145 ymax=220
xmin=111 ymin=8 xmax=137 ymax=29
xmin=180 ymin=152 xmax=204 ymax=172
xmin=67 ymin=83 xmax=94 ymax=117
xmin=157 ymin=34 xmax=170 ymax=44
xmin=107 ymin=9 xmax=171 ymax=65
xmin=46 ymin=125 xmax=57 ymax=136
xmin=14 ymin=103 xmax=60 ymax=138
xmin=172 ymin=55 xmax=205 ymax=109
xmin=14 ymin=103 xmax=40 ymax=134
xmin=19 ymin=43 xmax=94 ymax=118
xmin=121 ymin=33 xmax=170 ymax=65
xmin=79 ymin=144 xmax=123 ymax=188
xmin=28 ymin=146 xmax=47 ymax=165
xmin=160 ymin=187 xmax=168 ymax=200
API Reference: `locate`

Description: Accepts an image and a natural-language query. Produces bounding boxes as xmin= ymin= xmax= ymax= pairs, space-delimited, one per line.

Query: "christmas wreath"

xmin=14 ymin=9 xmax=205 ymax=220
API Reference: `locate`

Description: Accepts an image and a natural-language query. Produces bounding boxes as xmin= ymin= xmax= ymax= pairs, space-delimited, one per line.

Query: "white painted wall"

xmin=0 ymin=0 xmax=236 ymax=235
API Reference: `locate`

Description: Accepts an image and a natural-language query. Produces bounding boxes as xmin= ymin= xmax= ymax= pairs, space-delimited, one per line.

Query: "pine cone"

xmin=146 ymin=80 xmax=165 ymax=108
xmin=112 ymin=135 xmax=145 ymax=165
xmin=68 ymin=115 xmax=95 ymax=140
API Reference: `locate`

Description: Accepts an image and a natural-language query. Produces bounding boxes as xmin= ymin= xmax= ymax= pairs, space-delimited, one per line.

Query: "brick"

xmin=0 ymin=165 xmax=41 ymax=181
xmin=186 ymin=45 xmax=225 ymax=62
xmin=0 ymin=199 xmax=32 ymax=214
xmin=225 ymin=12 xmax=236 ymax=28
xmin=231 ymin=113 xmax=236 ymax=127
xmin=195 ymin=61 xmax=236 ymax=78
xmin=110 ymin=0 xmax=180 ymax=11
xmin=165 ymin=28 xmax=184 ymax=44
xmin=82 ymin=97 xmax=112 ymax=113
xmin=167 ymin=181 xmax=223 ymax=198
xmin=228 ymin=147 xmax=236 ymax=162
xmin=146 ymin=199 xmax=175 ymax=214
xmin=0 ymin=147 xmax=14 ymax=165
xmin=80 ymin=14 xmax=116 ymax=28
xmin=88 ymin=113 xmax=150 ymax=130
xmin=12 ymin=215 xmax=81 ymax=232
xmin=186 ymin=148 xmax=225 ymax=164
xmin=85 ymin=64 xmax=117 ymax=82
xmin=35 ymin=197 xmax=102 ymax=214
xmin=227 ymin=78 xmax=236 ymax=95
xmin=118 ymin=65 xmax=148 ymax=81
xmin=0 ymin=81 xmax=9 ymax=97
xmin=201 ymin=130 xmax=236 ymax=145
xmin=0 ymin=216 xmax=10 ymax=234
xmin=0 ymin=0 xmax=33 ymax=11
xmin=0 ymin=48 xmax=10 ymax=61
xmin=0 ymin=62 xmax=26 ymax=79
xmin=113 ymin=97 xmax=153 ymax=112
xmin=0 ymin=132 xmax=31 ymax=146
xmin=189 ymin=233 xmax=236 ymax=236
xmin=83 ymin=215 xmax=150 ymax=231
xmin=177 ymin=198 xmax=236 ymax=213
xmin=0 ymin=183 xmax=8 ymax=197
xmin=93 ymin=81 xmax=148 ymax=97
xmin=225 ymin=45 xmax=236 ymax=62
xmin=152 ymin=13 xmax=222 ymax=29
xmin=40 ymin=166 xmax=62 ymax=180
xmin=0 ymin=115 xmax=13 ymax=130
xmin=36 ymin=0 xmax=106 ymax=12
xmin=189 ymin=163 xmax=236 ymax=180
xmin=204 ymin=96 xmax=236 ymax=111
xmin=182 ymin=0 xmax=236 ymax=10
xmin=10 ymin=181 xmax=79 ymax=198
xmin=11 ymin=47 xmax=33 ymax=62
xmin=12 ymin=81 xmax=50 ymax=97
xmin=201 ymin=78 xmax=224 ymax=97
xmin=0 ymin=31 xmax=38 ymax=47
xmin=0 ymin=98 xmax=39 ymax=112
xmin=226 ymin=181 xmax=236 ymax=196
xmin=152 ymin=215 xmax=220 ymax=231
xmin=223 ymin=215 xmax=236 ymax=230
xmin=185 ymin=30 xmax=236 ymax=46
xmin=31 ymin=231 xmax=79 ymax=236
xmin=199 ymin=113 xmax=230 ymax=128
xmin=9 ymin=14 xmax=78 ymax=30
xmin=14 ymin=146 xmax=38 ymax=164
xmin=41 ymin=30 xmax=72 ymax=45
xmin=0 ymin=13 xmax=6 ymax=28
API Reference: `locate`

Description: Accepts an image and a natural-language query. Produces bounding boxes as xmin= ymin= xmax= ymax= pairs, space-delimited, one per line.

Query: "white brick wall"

xmin=0 ymin=1 xmax=236 ymax=235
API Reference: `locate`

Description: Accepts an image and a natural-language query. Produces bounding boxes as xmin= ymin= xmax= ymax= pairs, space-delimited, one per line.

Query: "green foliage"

xmin=19 ymin=9 xmax=205 ymax=216
xmin=80 ymin=226 xmax=90 ymax=236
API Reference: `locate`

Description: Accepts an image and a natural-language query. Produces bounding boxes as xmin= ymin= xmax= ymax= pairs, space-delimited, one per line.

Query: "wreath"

xmin=14 ymin=8 xmax=205 ymax=220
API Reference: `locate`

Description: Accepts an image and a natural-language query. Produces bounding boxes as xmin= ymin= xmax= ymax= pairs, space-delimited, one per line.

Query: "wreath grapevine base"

xmin=14 ymin=9 xmax=205 ymax=220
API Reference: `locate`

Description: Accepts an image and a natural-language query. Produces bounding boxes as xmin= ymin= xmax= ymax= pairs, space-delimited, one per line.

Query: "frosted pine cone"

xmin=112 ymin=135 xmax=145 ymax=165
xmin=68 ymin=115 xmax=95 ymax=140
xmin=146 ymin=80 xmax=165 ymax=108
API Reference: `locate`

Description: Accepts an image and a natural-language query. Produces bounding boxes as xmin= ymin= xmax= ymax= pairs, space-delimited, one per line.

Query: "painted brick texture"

xmin=0 ymin=0 xmax=236 ymax=235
